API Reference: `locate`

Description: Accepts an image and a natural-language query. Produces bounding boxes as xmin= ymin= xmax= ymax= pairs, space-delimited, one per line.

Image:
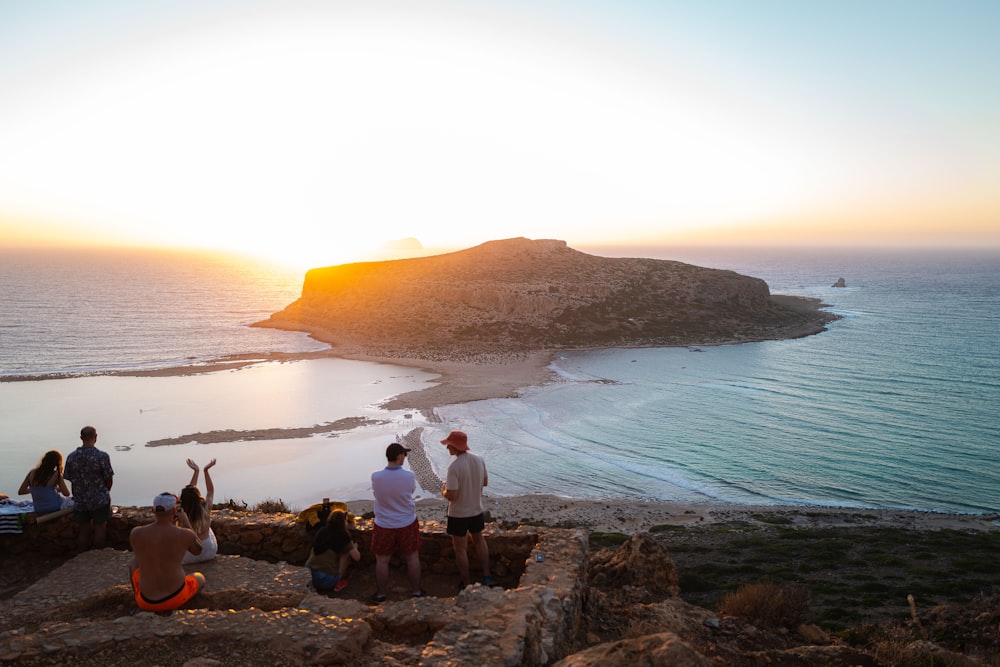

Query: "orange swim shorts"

xmin=131 ymin=568 xmax=202 ymax=612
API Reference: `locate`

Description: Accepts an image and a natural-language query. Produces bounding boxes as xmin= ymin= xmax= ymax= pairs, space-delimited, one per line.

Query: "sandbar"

xmin=343 ymin=494 xmax=999 ymax=535
xmin=0 ymin=348 xmax=555 ymax=413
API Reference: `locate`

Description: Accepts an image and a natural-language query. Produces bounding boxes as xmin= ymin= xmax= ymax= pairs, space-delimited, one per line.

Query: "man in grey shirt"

xmin=440 ymin=430 xmax=493 ymax=588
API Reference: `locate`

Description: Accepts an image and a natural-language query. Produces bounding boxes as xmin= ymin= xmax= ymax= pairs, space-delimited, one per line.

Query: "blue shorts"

xmin=309 ymin=568 xmax=341 ymax=592
xmin=447 ymin=513 xmax=485 ymax=537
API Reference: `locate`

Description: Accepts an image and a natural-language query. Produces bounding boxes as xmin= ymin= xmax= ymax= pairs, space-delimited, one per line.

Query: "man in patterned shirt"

xmin=64 ymin=425 xmax=114 ymax=551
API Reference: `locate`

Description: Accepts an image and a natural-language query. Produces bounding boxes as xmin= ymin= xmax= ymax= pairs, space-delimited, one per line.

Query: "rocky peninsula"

xmin=256 ymin=237 xmax=837 ymax=358
xmin=252 ymin=237 xmax=838 ymax=408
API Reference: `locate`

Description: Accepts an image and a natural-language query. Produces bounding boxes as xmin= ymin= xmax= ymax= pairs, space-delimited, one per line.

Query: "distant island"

xmin=254 ymin=238 xmax=838 ymax=362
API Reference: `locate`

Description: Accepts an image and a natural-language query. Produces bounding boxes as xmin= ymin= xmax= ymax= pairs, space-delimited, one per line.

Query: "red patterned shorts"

xmin=370 ymin=518 xmax=422 ymax=556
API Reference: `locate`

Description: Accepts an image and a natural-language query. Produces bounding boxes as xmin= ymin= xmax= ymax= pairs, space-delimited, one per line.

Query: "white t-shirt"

xmin=371 ymin=465 xmax=417 ymax=529
xmin=445 ymin=452 xmax=487 ymax=518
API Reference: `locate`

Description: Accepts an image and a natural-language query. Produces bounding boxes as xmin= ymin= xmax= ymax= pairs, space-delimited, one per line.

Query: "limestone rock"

xmin=552 ymin=632 xmax=711 ymax=667
xmin=588 ymin=533 xmax=680 ymax=599
xmin=753 ymin=644 xmax=878 ymax=666
xmin=832 ymin=277 xmax=847 ymax=287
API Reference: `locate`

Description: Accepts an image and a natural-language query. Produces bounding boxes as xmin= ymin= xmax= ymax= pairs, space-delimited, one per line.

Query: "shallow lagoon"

xmin=0 ymin=359 xmax=441 ymax=509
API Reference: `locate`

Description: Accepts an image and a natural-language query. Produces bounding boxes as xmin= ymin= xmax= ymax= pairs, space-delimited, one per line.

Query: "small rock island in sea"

xmin=255 ymin=237 xmax=838 ymax=358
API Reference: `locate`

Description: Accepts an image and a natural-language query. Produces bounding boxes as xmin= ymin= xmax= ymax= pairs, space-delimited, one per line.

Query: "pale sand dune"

xmin=337 ymin=349 xmax=557 ymax=411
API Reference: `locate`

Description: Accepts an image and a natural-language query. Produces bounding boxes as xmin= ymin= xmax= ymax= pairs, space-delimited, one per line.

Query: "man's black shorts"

xmin=446 ymin=513 xmax=485 ymax=537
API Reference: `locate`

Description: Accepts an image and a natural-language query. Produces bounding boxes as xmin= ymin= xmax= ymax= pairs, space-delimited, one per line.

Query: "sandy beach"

xmin=340 ymin=494 xmax=999 ymax=535
xmin=362 ymin=419 xmax=1000 ymax=536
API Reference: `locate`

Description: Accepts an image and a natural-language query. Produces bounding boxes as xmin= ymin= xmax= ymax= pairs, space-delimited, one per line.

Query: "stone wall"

xmin=1 ymin=506 xmax=591 ymax=665
xmin=2 ymin=506 xmax=539 ymax=583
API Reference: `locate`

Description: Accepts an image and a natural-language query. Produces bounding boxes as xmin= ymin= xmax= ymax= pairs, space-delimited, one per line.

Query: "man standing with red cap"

xmin=440 ymin=430 xmax=493 ymax=588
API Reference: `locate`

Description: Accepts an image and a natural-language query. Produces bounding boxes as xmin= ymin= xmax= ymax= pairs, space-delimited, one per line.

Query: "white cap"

xmin=153 ymin=493 xmax=178 ymax=512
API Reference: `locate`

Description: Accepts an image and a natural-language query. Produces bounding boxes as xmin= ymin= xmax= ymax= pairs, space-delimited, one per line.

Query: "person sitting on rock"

xmin=128 ymin=493 xmax=205 ymax=613
xmin=179 ymin=458 xmax=218 ymax=564
xmin=18 ymin=449 xmax=71 ymax=514
xmin=305 ymin=506 xmax=360 ymax=593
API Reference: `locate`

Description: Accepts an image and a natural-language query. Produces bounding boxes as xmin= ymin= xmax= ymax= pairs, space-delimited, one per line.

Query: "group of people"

xmin=16 ymin=425 xmax=219 ymax=613
xmin=16 ymin=424 xmax=493 ymax=611
xmin=305 ymin=429 xmax=493 ymax=603
xmin=18 ymin=425 xmax=114 ymax=551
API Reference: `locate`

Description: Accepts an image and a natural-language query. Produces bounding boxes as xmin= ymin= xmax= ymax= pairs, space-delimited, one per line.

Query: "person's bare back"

xmin=129 ymin=493 xmax=203 ymax=603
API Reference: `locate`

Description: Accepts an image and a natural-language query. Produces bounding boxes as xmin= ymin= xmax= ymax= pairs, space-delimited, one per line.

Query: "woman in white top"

xmin=179 ymin=458 xmax=218 ymax=564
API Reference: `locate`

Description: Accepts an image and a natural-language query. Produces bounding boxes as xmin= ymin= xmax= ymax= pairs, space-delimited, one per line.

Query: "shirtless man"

xmin=128 ymin=492 xmax=206 ymax=613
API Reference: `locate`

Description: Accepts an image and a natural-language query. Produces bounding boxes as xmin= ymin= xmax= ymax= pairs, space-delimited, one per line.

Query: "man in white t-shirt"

xmin=370 ymin=442 xmax=423 ymax=602
xmin=440 ymin=430 xmax=494 ymax=588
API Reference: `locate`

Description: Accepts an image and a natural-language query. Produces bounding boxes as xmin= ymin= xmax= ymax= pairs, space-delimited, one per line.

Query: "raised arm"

xmin=186 ymin=458 xmax=200 ymax=488
xmin=18 ymin=474 xmax=30 ymax=495
xmin=203 ymin=459 xmax=216 ymax=507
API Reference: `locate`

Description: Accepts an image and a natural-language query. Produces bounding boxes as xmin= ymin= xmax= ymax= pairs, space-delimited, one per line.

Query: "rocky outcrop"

xmin=832 ymin=277 xmax=847 ymax=287
xmin=1 ymin=525 xmax=994 ymax=665
xmin=0 ymin=515 xmax=588 ymax=667
xmin=255 ymin=238 xmax=838 ymax=359
xmin=554 ymin=632 xmax=712 ymax=667
xmin=588 ymin=533 xmax=679 ymax=598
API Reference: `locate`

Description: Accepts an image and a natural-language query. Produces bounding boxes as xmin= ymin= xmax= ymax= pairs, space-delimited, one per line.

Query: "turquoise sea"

xmin=1 ymin=245 xmax=997 ymax=514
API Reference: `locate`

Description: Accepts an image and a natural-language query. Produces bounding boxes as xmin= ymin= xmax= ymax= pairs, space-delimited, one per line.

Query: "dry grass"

xmin=719 ymin=579 xmax=813 ymax=629
xmin=251 ymin=498 xmax=291 ymax=514
xmin=220 ymin=498 xmax=291 ymax=514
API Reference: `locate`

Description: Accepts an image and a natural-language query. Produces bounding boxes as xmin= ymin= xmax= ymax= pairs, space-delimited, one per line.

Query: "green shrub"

xmin=589 ymin=532 xmax=629 ymax=550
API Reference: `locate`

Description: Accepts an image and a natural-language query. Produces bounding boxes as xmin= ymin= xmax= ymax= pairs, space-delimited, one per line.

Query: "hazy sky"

xmin=2 ymin=0 xmax=998 ymax=268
